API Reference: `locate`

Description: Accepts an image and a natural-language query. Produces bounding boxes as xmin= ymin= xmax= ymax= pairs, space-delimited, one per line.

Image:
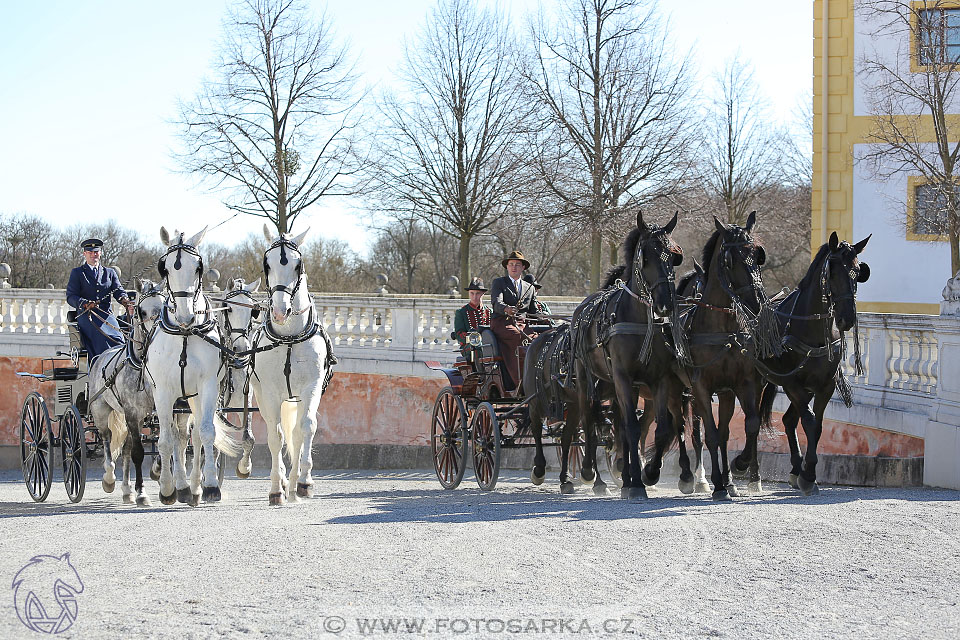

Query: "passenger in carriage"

xmin=490 ymin=250 xmax=539 ymax=391
xmin=453 ymin=277 xmax=491 ymax=356
xmin=65 ymin=238 xmax=135 ymax=361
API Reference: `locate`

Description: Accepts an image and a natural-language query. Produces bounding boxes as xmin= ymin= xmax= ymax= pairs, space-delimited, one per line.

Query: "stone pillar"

xmin=926 ymin=275 xmax=960 ymax=489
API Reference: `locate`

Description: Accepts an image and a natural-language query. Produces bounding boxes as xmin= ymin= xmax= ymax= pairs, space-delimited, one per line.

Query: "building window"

xmin=917 ymin=7 xmax=960 ymax=65
xmin=908 ymin=178 xmax=953 ymax=241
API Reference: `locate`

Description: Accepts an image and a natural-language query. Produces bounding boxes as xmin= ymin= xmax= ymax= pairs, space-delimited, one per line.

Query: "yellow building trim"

xmin=858 ymin=301 xmax=941 ymax=314
xmin=906 ymin=175 xmax=951 ymax=241
xmin=910 ymin=1 xmax=960 ymax=73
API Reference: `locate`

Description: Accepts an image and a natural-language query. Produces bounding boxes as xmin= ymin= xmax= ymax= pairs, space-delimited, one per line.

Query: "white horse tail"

xmin=107 ymin=411 xmax=126 ymax=462
xmin=213 ymin=413 xmax=245 ymax=458
xmin=280 ymin=398 xmax=299 ymax=452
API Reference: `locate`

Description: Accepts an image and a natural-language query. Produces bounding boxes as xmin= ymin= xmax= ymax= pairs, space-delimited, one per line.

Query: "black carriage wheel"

xmin=603 ymin=447 xmax=624 ymax=489
xmin=471 ymin=402 xmax=501 ymax=491
xmin=556 ymin=425 xmax=587 ymax=483
xmin=430 ymin=387 xmax=468 ymax=490
xmin=60 ymin=405 xmax=87 ymax=503
xmin=20 ymin=392 xmax=53 ymax=502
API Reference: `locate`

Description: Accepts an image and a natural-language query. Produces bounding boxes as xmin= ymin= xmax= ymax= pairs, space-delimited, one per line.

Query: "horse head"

xmin=157 ymin=226 xmax=207 ymax=327
xmin=711 ymin=211 xmax=768 ymax=313
xmin=632 ymin=210 xmax=683 ymax=317
xmin=826 ymin=231 xmax=871 ymax=332
xmin=223 ymin=276 xmax=261 ymax=345
xmin=262 ymin=224 xmax=309 ymax=326
xmin=136 ymin=278 xmax=165 ymax=334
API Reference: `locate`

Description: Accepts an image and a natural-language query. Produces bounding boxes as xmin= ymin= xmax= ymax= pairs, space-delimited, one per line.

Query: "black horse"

xmin=682 ymin=212 xmax=781 ymax=501
xmin=570 ymin=211 xmax=692 ymax=500
xmin=523 ymin=323 xmax=611 ymax=495
xmin=733 ymin=231 xmax=871 ymax=495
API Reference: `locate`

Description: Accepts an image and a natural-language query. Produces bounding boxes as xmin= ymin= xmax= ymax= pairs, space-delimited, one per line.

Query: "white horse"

xmin=145 ymin=227 xmax=241 ymax=506
xmin=251 ymin=225 xmax=336 ymax=505
xmin=215 ymin=277 xmax=261 ymax=478
xmin=88 ymin=279 xmax=165 ymax=506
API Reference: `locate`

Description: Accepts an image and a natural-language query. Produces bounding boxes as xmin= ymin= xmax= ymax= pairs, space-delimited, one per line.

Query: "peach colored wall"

xmin=0 ymin=355 xmax=923 ymax=457
xmin=0 ymin=356 xmax=51 ymax=445
xmin=717 ymin=406 xmax=924 ymax=458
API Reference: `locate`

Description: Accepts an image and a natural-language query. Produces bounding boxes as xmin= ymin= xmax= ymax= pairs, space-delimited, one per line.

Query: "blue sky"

xmin=0 ymin=1 xmax=812 ymax=255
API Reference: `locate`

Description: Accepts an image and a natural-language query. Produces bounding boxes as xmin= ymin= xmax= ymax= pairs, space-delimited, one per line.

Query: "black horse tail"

xmin=759 ymin=381 xmax=778 ymax=432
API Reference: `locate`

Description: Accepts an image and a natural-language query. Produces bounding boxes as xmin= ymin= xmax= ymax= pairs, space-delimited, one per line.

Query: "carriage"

xmin=425 ymin=320 xmax=618 ymax=491
xmin=16 ymin=304 xmax=242 ymax=503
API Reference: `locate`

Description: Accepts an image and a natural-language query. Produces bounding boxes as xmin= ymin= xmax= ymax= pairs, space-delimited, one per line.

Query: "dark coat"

xmin=65 ymin=264 xmax=127 ymax=359
xmin=489 ymin=275 xmax=538 ymax=319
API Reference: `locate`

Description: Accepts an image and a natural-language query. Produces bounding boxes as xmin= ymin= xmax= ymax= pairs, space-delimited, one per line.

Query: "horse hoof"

xmin=798 ymin=475 xmax=820 ymax=496
xmin=593 ymin=483 xmax=608 ymax=496
xmin=789 ymin=473 xmax=800 ymax=489
xmin=678 ymin=478 xmax=695 ymax=495
xmin=102 ymin=480 xmax=115 ymax=493
xmin=731 ymin=455 xmax=750 ymax=479
xmin=202 ymin=486 xmax=222 ymax=502
xmin=150 ymin=468 xmax=160 ymax=482
xmin=726 ymin=483 xmax=740 ymax=498
xmin=268 ymin=492 xmax=285 ymax=506
xmin=560 ymin=482 xmax=575 ymax=495
xmin=236 ymin=468 xmax=251 ymax=480
xmin=136 ymin=494 xmax=152 ymax=507
xmin=189 ymin=493 xmax=200 ymax=507
xmin=620 ymin=487 xmax=630 ymax=500
xmin=748 ymin=480 xmax=763 ymax=493
xmin=296 ymin=483 xmax=313 ymax=498
xmin=712 ymin=489 xmax=732 ymax=502
xmin=159 ymin=491 xmax=176 ymax=505
xmin=530 ymin=469 xmax=545 ymax=486
xmin=176 ymin=488 xmax=193 ymax=504
xmin=695 ymin=481 xmax=711 ymax=494
xmin=122 ymin=493 xmax=134 ymax=504
xmin=640 ymin=466 xmax=660 ymax=487
xmin=580 ymin=468 xmax=595 ymax=484
xmin=628 ymin=486 xmax=647 ymax=501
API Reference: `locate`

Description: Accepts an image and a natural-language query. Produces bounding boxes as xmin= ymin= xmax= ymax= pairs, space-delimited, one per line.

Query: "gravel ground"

xmin=0 ymin=468 xmax=957 ymax=639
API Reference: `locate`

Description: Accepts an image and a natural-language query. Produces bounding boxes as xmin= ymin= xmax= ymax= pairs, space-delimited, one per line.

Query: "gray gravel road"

xmin=0 ymin=469 xmax=957 ymax=639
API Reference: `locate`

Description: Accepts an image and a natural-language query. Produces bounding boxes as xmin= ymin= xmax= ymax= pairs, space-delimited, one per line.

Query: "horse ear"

xmin=745 ymin=210 xmax=757 ymax=232
xmin=263 ymin=224 xmax=274 ymax=243
xmin=247 ymin=277 xmax=261 ymax=293
xmin=829 ymin=231 xmax=840 ymax=252
xmin=184 ymin=226 xmax=207 ymax=248
xmin=694 ymin=260 xmax=704 ymax=276
xmin=664 ymin=211 xmax=678 ymax=234
xmin=714 ymin=216 xmax=727 ymax=233
xmin=160 ymin=227 xmax=170 ymax=246
xmin=637 ymin=210 xmax=648 ymax=231
xmin=857 ymin=262 xmax=871 ymax=283
xmin=854 ymin=234 xmax=872 ymax=254
xmin=291 ymin=227 xmax=310 ymax=248
xmin=756 ymin=246 xmax=766 ymax=266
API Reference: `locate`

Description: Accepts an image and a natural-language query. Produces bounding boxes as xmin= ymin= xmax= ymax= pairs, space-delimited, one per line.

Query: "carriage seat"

xmin=51 ymin=367 xmax=79 ymax=380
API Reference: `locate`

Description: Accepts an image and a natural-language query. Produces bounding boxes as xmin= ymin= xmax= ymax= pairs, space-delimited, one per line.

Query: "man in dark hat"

xmin=66 ymin=238 xmax=134 ymax=360
xmin=489 ymin=250 xmax=539 ymax=391
xmin=453 ymin=277 xmax=491 ymax=354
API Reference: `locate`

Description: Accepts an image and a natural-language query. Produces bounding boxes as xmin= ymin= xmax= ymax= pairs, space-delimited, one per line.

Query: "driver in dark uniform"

xmin=65 ymin=238 xmax=134 ymax=361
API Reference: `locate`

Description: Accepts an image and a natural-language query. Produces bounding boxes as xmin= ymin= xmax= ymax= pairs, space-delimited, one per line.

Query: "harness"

xmin=155 ymin=305 xmax=223 ymax=400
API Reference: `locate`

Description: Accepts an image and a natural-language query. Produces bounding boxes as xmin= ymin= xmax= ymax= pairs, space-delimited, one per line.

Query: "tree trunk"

xmin=459 ymin=233 xmax=472 ymax=299
xmin=590 ymin=227 xmax=602 ymax=292
xmin=609 ymin=241 xmax=618 ymax=268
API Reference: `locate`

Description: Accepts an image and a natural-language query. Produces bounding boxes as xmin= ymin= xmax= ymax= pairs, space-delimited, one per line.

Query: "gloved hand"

xmin=83 ymin=300 xmax=97 ymax=311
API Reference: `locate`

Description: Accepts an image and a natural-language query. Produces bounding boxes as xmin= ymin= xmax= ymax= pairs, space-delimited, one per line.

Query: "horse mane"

xmin=798 ymin=242 xmax=832 ymax=291
xmin=676 ymin=269 xmax=699 ymax=295
xmin=700 ymin=228 xmax=722 ymax=279
xmin=602 ymin=264 xmax=626 ymax=289
xmin=621 ymin=226 xmax=645 ymax=284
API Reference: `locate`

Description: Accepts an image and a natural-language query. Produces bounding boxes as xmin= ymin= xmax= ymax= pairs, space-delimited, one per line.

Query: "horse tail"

xmin=759 ymin=382 xmax=778 ymax=432
xmin=107 ymin=411 xmax=126 ymax=462
xmin=213 ymin=413 xmax=244 ymax=458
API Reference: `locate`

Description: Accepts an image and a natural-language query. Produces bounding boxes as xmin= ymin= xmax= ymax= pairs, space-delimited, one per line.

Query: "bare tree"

xmin=857 ymin=0 xmax=960 ymax=273
xmin=702 ymin=56 xmax=791 ymax=226
xmin=175 ymin=0 xmax=361 ymax=233
xmin=364 ymin=0 xmax=531 ymax=296
xmin=523 ymin=0 xmax=696 ymax=288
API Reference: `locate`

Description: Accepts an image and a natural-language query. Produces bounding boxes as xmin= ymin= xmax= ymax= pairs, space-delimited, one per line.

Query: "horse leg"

xmin=613 ymin=373 xmax=645 ymax=501
xmin=690 ymin=384 xmax=729 ymax=501
xmin=154 ymin=393 xmax=178 ymax=505
xmin=797 ymin=389 xmax=831 ymax=496
xmin=731 ymin=383 xmax=763 ymax=498
xmin=640 ymin=394 xmax=669 ymax=487
xmin=559 ymin=406 xmax=576 ymax=494
xmin=295 ymin=392 xmax=322 ymax=499
xmin=128 ymin=412 xmax=151 ymax=506
xmin=665 ymin=386 xmax=695 ymax=494
xmin=120 ymin=436 xmax=134 ymax=503
xmin=782 ymin=402 xmax=802 ymax=488
xmin=585 ymin=404 xmax=608 ymax=496
xmin=92 ymin=402 xmax=116 ymax=493
xmin=172 ymin=412 xmax=193 ymax=505
xmin=579 ymin=400 xmax=601 ymax=485
xmin=529 ymin=401 xmax=547 ymax=486
xmin=238 ymin=400 xmax=255 ymax=478
xmin=193 ymin=390 xmax=223 ymax=503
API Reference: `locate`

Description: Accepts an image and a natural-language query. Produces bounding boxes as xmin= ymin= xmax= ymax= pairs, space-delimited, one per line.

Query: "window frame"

xmin=910 ymin=1 xmax=960 ymax=71
xmin=907 ymin=176 xmax=954 ymax=241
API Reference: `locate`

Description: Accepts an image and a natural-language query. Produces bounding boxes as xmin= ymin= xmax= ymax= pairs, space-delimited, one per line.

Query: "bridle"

xmin=263 ymin=236 xmax=307 ymax=314
xmin=157 ymin=233 xmax=205 ymax=326
xmin=620 ymin=228 xmax=683 ymax=309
